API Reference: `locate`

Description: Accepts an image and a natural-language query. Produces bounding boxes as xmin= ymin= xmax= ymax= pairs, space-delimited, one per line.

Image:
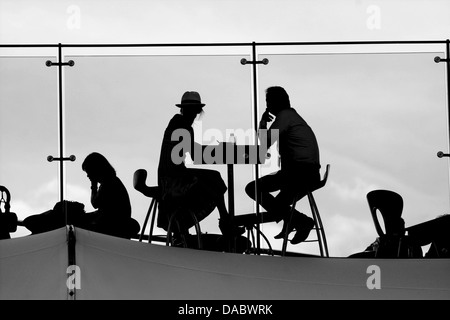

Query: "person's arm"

xmin=90 ymin=182 xmax=100 ymax=209
xmin=258 ymin=109 xmax=279 ymax=148
xmin=258 ymin=109 xmax=273 ymax=131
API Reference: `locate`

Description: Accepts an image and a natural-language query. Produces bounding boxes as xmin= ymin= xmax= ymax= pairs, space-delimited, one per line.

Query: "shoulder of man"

xmin=274 ymin=108 xmax=296 ymax=122
xmin=168 ymin=114 xmax=190 ymax=129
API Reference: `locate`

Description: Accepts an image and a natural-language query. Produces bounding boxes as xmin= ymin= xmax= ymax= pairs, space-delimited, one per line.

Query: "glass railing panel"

xmin=64 ymin=53 xmax=254 ymax=237
xmin=0 ymin=56 xmax=59 ymax=237
xmin=258 ymin=51 xmax=448 ymax=256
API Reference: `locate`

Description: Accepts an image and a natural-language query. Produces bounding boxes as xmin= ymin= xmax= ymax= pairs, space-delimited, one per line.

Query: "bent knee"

xmin=245 ymin=181 xmax=256 ymax=197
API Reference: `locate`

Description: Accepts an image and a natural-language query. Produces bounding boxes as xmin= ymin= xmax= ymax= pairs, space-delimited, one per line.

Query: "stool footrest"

xmin=233 ymin=212 xmax=279 ymax=227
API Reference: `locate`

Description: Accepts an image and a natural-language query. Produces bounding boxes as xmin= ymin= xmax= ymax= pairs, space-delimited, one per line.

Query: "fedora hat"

xmin=176 ymin=91 xmax=205 ymax=108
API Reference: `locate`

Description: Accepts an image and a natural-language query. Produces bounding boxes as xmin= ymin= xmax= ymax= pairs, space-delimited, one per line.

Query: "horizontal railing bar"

xmin=0 ymin=39 xmax=448 ymax=49
xmin=0 ymin=44 xmax=60 ymax=48
xmin=0 ymin=42 xmax=252 ymax=48
xmin=254 ymin=40 xmax=449 ymax=46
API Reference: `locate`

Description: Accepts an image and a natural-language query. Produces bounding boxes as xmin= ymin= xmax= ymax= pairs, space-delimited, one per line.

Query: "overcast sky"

xmin=1 ymin=0 xmax=450 ymax=257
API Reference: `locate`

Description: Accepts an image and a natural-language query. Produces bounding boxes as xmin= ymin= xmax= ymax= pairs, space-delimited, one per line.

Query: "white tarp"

xmin=1 ymin=227 xmax=450 ymax=300
xmin=0 ymin=227 xmax=68 ymax=300
xmin=74 ymin=227 xmax=450 ymax=300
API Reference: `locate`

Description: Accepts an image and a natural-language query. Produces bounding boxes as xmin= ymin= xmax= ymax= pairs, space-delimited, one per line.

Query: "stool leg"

xmin=245 ymin=227 xmax=254 ymax=254
xmin=190 ymin=212 xmax=202 ymax=249
xmin=148 ymin=199 xmax=159 ymax=244
xmin=165 ymin=210 xmax=203 ymax=249
xmin=307 ymin=193 xmax=323 ymax=256
xmin=139 ymin=198 xmax=156 ymax=242
xmin=281 ymin=192 xmax=329 ymax=257
xmin=256 ymin=226 xmax=274 ymax=256
xmin=165 ymin=213 xmax=177 ymax=247
xmin=307 ymin=192 xmax=329 ymax=257
xmin=315 ymin=206 xmax=329 ymax=257
xmin=281 ymin=202 xmax=296 ymax=256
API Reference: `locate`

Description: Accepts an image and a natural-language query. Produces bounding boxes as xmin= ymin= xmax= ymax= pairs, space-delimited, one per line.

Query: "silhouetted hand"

xmin=259 ymin=109 xmax=273 ymax=130
xmin=261 ymin=109 xmax=274 ymax=123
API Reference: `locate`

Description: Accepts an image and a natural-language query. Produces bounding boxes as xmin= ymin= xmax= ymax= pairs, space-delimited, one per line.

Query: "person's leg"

xmin=188 ymin=168 xmax=228 ymax=216
xmin=215 ymin=192 xmax=245 ymax=236
xmin=245 ymin=171 xmax=285 ymax=221
xmin=215 ymin=194 xmax=229 ymax=219
xmin=275 ymin=186 xmax=310 ymax=221
xmin=245 ymin=171 xmax=304 ymax=239
xmin=186 ymin=168 xmax=243 ymax=235
xmin=274 ymin=186 xmax=315 ymax=243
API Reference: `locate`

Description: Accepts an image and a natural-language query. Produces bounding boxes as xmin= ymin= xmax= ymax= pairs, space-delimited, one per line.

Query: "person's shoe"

xmin=274 ymin=219 xmax=294 ymax=239
xmin=219 ymin=217 xmax=245 ymax=236
xmin=291 ymin=217 xmax=315 ymax=245
xmin=274 ymin=209 xmax=303 ymax=239
xmin=171 ymin=233 xmax=186 ymax=247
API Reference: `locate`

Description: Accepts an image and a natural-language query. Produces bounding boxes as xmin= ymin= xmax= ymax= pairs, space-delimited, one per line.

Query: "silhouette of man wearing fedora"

xmin=157 ymin=91 xmax=243 ymax=239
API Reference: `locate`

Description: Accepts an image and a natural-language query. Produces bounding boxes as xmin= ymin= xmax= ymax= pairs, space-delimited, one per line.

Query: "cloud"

xmin=34 ymin=179 xmax=58 ymax=198
xmin=329 ymin=177 xmax=380 ymax=202
xmin=325 ymin=214 xmax=376 ymax=257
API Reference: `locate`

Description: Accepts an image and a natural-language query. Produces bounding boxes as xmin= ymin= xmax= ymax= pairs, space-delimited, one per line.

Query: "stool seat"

xmin=133 ymin=169 xmax=160 ymax=199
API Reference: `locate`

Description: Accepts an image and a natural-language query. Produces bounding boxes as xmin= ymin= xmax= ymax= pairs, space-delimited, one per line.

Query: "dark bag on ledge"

xmin=22 ymin=200 xmax=86 ymax=234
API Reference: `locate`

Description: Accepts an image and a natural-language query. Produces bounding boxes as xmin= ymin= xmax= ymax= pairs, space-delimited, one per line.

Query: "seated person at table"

xmin=78 ymin=152 xmax=138 ymax=238
xmin=22 ymin=152 xmax=139 ymax=239
xmin=157 ymin=91 xmax=243 ymax=238
xmin=245 ymin=86 xmax=320 ymax=244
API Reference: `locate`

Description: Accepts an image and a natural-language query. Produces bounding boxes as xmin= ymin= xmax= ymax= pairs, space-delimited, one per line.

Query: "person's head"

xmin=82 ymin=152 xmax=116 ymax=183
xmin=265 ymin=86 xmax=291 ymax=115
xmin=176 ymin=91 xmax=205 ymax=123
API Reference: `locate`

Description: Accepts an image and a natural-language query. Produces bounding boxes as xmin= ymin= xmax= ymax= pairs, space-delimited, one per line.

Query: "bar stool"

xmin=133 ymin=169 xmax=202 ymax=249
xmin=232 ymin=212 xmax=278 ymax=255
xmin=133 ymin=169 xmax=162 ymax=243
xmin=165 ymin=209 xmax=202 ymax=249
xmin=281 ymin=164 xmax=330 ymax=257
